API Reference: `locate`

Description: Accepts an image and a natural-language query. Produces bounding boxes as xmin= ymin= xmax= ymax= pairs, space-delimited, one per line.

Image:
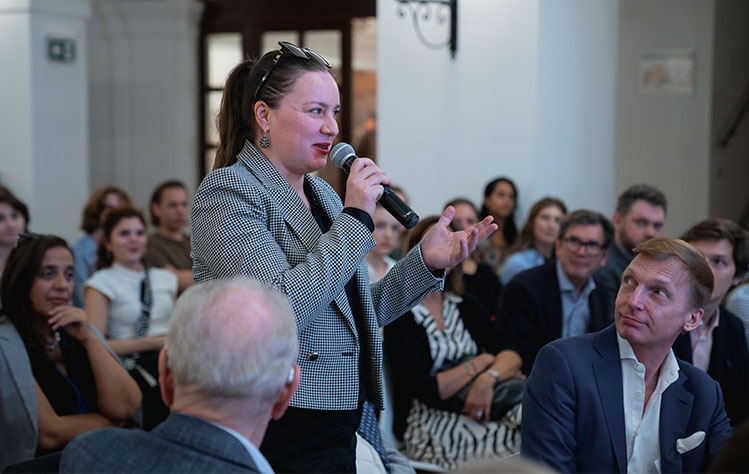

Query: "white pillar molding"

xmin=0 ymin=0 xmax=91 ymax=18
xmin=0 ymin=0 xmax=92 ymax=243
xmin=87 ymin=0 xmax=203 ymax=213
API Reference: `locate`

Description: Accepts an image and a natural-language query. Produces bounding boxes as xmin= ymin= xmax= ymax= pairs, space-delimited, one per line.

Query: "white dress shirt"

xmin=617 ymin=332 xmax=680 ymax=474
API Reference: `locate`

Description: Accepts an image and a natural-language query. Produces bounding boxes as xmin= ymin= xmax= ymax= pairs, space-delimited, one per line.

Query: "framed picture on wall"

xmin=639 ymin=49 xmax=695 ymax=96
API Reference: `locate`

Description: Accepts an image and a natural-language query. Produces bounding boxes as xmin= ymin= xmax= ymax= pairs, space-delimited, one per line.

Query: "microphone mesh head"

xmin=330 ymin=142 xmax=356 ymax=169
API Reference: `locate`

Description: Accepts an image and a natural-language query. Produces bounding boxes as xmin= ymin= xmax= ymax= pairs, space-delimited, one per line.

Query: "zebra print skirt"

xmin=402 ymin=399 xmax=522 ymax=470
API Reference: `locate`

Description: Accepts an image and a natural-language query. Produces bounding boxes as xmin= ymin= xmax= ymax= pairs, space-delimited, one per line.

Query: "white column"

xmin=377 ymin=0 xmax=619 ymax=221
xmin=0 ymin=0 xmax=92 ymax=242
xmin=88 ymin=0 xmax=203 ymax=211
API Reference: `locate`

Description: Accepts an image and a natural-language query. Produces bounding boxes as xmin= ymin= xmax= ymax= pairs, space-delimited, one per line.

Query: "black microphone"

xmin=330 ymin=142 xmax=419 ymax=229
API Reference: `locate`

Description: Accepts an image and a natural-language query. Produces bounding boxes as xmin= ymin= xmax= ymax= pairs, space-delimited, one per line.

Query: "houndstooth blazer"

xmin=191 ymin=141 xmax=444 ymax=410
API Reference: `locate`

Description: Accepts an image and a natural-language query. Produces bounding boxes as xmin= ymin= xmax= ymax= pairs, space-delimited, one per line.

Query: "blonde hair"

xmin=633 ymin=238 xmax=713 ymax=309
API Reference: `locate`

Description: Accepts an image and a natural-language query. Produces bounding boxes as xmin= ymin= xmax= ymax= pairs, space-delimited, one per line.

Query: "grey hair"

xmin=165 ymin=278 xmax=298 ymax=410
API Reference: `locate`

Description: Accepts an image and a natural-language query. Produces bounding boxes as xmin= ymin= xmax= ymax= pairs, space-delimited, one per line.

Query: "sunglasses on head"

xmin=252 ymin=41 xmax=331 ymax=105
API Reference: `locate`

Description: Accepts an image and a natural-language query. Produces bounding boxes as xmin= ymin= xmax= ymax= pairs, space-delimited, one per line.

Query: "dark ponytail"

xmin=214 ymin=60 xmax=256 ymax=169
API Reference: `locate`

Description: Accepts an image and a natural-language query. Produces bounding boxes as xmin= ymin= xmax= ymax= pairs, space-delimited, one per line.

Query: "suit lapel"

xmin=658 ymin=371 xmax=693 ymax=474
xmin=0 ymin=320 xmax=37 ymax=432
xmin=588 ymin=280 xmax=612 ymax=331
xmin=304 ymin=176 xmax=360 ymax=335
xmin=707 ymin=312 xmax=726 ymax=377
xmin=238 ymin=142 xmax=323 ymax=254
xmin=544 ymin=262 xmax=563 ymax=339
xmin=592 ymin=326 xmax=627 ymax=473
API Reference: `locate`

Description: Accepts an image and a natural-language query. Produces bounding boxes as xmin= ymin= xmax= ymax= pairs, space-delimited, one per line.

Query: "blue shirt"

xmin=556 ymin=260 xmax=596 ymax=338
xmin=499 ymin=248 xmax=545 ymax=286
xmin=71 ymin=233 xmax=98 ymax=308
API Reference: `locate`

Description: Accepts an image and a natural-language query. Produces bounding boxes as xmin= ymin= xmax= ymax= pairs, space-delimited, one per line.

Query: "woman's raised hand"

xmin=420 ymin=207 xmax=498 ymax=271
xmin=343 ymin=158 xmax=392 ymax=219
xmin=47 ymin=305 xmax=92 ymax=342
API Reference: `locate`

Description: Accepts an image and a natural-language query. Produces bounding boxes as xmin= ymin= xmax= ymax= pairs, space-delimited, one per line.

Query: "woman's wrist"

xmin=463 ymin=359 xmax=478 ymax=378
xmin=482 ymin=369 xmax=501 ymax=384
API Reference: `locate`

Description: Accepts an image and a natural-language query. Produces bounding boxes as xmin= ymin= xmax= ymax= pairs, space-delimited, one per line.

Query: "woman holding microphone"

xmin=191 ymin=41 xmax=496 ymax=472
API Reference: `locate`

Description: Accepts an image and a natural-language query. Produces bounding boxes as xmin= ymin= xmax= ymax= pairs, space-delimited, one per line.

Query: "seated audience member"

xmin=384 ymin=216 xmax=523 ymax=471
xmin=366 ymin=203 xmax=399 ymax=283
xmin=71 ymin=185 xmax=131 ymax=307
xmin=498 ymin=210 xmax=614 ymax=375
xmin=84 ymin=208 xmax=177 ymax=430
xmin=61 ymin=278 xmax=299 ymax=473
xmin=673 ymin=218 xmax=749 ymax=426
xmin=522 ymin=238 xmax=732 ymax=473
xmin=0 ymin=235 xmax=140 ymax=460
xmin=726 ymin=280 xmax=749 ymax=347
xmin=0 ymin=186 xmax=29 ymax=289
xmin=144 ymin=180 xmax=194 ymax=292
xmin=445 ymin=198 xmax=502 ymax=313
xmin=596 ymin=184 xmax=667 ymax=299
xmin=474 ymin=177 xmax=518 ymax=274
xmin=499 ymin=197 xmax=567 ymax=286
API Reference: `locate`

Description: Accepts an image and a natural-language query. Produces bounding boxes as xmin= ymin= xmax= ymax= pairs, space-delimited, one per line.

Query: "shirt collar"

xmin=556 ymin=259 xmax=596 ymax=296
xmin=182 ymin=414 xmax=274 ymax=474
xmin=616 ymin=331 xmax=680 ymax=384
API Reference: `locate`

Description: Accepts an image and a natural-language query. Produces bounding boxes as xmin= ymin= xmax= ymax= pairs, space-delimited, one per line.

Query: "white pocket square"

xmin=676 ymin=431 xmax=705 ymax=454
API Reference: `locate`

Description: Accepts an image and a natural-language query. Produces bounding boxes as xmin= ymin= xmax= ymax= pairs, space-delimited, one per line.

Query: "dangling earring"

xmin=259 ymin=129 xmax=270 ymax=149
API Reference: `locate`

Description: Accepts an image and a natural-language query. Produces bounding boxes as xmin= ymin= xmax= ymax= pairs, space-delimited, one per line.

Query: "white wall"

xmin=378 ymin=0 xmax=619 ymax=225
xmin=0 ymin=0 xmax=91 ymax=243
xmin=535 ymin=0 xmax=619 ymax=212
xmin=615 ymin=0 xmax=715 ymax=237
xmin=88 ymin=0 xmax=202 ymax=215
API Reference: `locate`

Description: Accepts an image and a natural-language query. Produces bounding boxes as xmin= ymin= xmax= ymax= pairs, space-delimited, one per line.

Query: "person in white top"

xmin=521 ymin=238 xmax=732 ymax=473
xmin=61 ymin=277 xmax=299 ymax=473
xmin=84 ymin=207 xmax=177 ymax=429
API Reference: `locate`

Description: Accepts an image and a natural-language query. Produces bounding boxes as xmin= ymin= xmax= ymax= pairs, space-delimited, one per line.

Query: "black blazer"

xmin=672 ymin=306 xmax=749 ymax=426
xmin=497 ymin=259 xmax=613 ymax=375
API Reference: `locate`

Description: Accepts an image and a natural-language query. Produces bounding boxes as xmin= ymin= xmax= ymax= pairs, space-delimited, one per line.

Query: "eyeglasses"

xmin=252 ymin=41 xmax=331 ymax=105
xmin=561 ymin=236 xmax=605 ymax=256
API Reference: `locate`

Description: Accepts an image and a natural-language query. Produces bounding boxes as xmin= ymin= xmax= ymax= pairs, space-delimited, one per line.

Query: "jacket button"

xmin=307 ymin=352 xmax=319 ymax=361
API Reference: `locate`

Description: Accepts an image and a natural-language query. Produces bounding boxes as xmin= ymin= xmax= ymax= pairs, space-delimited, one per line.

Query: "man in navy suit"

xmin=61 ymin=278 xmax=300 ymax=473
xmin=498 ymin=210 xmax=614 ymax=375
xmin=522 ymin=238 xmax=732 ymax=473
xmin=674 ymin=218 xmax=749 ymax=426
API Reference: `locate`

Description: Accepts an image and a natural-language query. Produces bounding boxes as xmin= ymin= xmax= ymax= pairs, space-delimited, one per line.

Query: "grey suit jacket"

xmin=191 ymin=141 xmax=443 ymax=410
xmin=60 ymin=413 xmax=259 ymax=473
xmin=0 ymin=316 xmax=37 ymax=471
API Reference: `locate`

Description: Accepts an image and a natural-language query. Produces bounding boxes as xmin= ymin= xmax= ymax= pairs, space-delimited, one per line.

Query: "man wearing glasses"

xmin=498 ymin=210 xmax=614 ymax=375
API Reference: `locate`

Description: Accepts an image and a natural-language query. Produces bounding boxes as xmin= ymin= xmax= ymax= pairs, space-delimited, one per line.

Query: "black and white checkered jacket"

xmin=191 ymin=141 xmax=443 ymax=410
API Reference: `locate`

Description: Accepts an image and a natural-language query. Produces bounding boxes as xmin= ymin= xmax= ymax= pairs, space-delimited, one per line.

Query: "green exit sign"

xmin=47 ymin=37 xmax=76 ymax=63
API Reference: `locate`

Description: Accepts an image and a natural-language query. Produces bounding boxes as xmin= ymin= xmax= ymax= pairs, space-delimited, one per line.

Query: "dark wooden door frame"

xmin=198 ymin=0 xmax=376 ymax=190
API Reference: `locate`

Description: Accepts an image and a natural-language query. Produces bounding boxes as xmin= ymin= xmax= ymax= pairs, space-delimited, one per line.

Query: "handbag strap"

xmin=134 ymin=268 xmax=153 ymax=338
